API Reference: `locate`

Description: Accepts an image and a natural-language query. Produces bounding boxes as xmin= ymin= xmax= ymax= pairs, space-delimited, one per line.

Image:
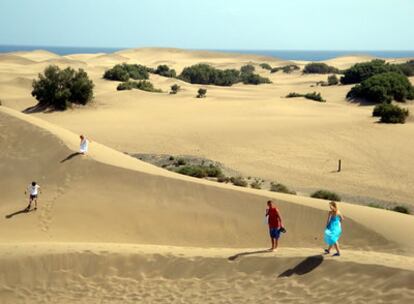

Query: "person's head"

xmin=329 ymin=201 xmax=338 ymax=212
xmin=267 ymin=200 xmax=273 ymax=207
xmin=80 ymin=135 xmax=84 ymax=140
xmin=31 ymin=181 xmax=36 ymax=186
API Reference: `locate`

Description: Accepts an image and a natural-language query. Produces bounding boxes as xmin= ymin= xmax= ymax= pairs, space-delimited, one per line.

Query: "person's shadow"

xmin=228 ymin=249 xmax=272 ymax=261
xmin=60 ymin=152 xmax=82 ymax=163
xmin=5 ymin=208 xmax=35 ymax=219
xmin=278 ymin=255 xmax=324 ymax=277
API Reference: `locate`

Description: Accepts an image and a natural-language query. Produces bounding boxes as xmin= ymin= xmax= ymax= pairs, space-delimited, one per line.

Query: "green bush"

xmin=176 ymin=165 xmax=223 ymax=179
xmin=197 ymin=88 xmax=207 ymax=98
xmin=175 ymin=158 xmax=186 ymax=166
xmin=241 ymin=72 xmax=271 ymax=85
xmin=230 ymin=176 xmax=248 ymax=187
xmin=303 ymin=63 xmax=339 ymax=74
xmin=31 ymin=65 xmax=94 ymax=110
xmin=117 ymin=80 xmax=162 ymax=93
xmin=340 ymin=59 xmax=410 ymax=84
xmin=271 ymin=65 xmax=300 ymax=74
xmin=180 ymin=64 xmax=240 ymax=86
xmin=310 ymin=190 xmax=341 ymax=201
xmin=240 ymin=64 xmax=255 ymax=74
xmin=286 ymin=92 xmax=325 ymax=102
xmin=170 ymin=84 xmax=180 ymax=94
xmin=270 ymin=183 xmax=296 ymax=195
xmin=250 ymin=179 xmax=262 ymax=189
xmin=392 ymin=206 xmax=410 ymax=214
xmin=347 ymin=72 xmax=414 ymax=104
xmin=154 ymin=65 xmax=176 ymax=78
xmin=373 ymin=103 xmax=409 ymax=124
xmin=260 ymin=63 xmax=272 ymax=70
xmin=104 ymin=63 xmax=150 ymax=81
xmin=327 ymin=74 xmax=339 ymax=85
xmin=397 ymin=60 xmax=414 ymax=77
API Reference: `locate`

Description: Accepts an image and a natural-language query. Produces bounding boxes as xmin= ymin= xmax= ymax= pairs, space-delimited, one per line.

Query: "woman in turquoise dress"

xmin=324 ymin=201 xmax=343 ymax=256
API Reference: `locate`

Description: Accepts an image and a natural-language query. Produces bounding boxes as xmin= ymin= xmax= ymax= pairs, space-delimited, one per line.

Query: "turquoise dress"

xmin=324 ymin=214 xmax=342 ymax=246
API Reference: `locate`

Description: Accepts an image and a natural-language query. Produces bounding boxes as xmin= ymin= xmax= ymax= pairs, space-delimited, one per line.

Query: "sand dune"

xmin=0 ymin=48 xmax=413 ymax=303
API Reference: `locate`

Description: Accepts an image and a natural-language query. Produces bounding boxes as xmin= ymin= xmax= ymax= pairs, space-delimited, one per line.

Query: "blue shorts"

xmin=269 ymin=228 xmax=281 ymax=239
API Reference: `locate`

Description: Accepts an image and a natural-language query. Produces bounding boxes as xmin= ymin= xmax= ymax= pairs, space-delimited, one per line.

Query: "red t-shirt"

xmin=267 ymin=207 xmax=281 ymax=228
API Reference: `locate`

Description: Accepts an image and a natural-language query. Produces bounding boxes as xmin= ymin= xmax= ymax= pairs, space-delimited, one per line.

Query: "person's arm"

xmin=265 ymin=208 xmax=269 ymax=217
xmin=326 ymin=211 xmax=332 ymax=227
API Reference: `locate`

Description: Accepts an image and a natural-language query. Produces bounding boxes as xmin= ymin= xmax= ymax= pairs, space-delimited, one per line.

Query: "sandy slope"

xmin=1 ymin=48 xmax=414 ymax=303
xmin=1 ymin=106 xmax=414 ymax=303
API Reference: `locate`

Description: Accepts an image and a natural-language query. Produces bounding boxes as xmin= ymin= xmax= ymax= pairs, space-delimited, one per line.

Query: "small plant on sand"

xmin=117 ymin=80 xmax=163 ymax=93
xmin=250 ymin=179 xmax=263 ymax=189
xmin=260 ymin=63 xmax=272 ymax=71
xmin=217 ymin=176 xmax=231 ymax=183
xmin=176 ymin=165 xmax=223 ymax=179
xmin=230 ymin=176 xmax=248 ymax=187
xmin=270 ymin=182 xmax=296 ymax=195
xmin=327 ymin=74 xmax=339 ymax=86
xmin=286 ymin=92 xmax=325 ymax=102
xmin=170 ymin=84 xmax=181 ymax=94
xmin=197 ymin=88 xmax=207 ymax=98
xmin=372 ymin=103 xmax=409 ymax=124
xmin=311 ymin=190 xmax=341 ymax=201
xmin=303 ymin=63 xmax=339 ymax=74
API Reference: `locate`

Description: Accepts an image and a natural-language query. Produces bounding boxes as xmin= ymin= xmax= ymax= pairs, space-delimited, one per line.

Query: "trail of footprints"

xmin=38 ymin=174 xmax=73 ymax=233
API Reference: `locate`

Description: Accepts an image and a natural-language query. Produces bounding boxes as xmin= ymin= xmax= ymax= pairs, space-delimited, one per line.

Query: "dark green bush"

xmin=286 ymin=92 xmax=325 ymax=102
xmin=240 ymin=64 xmax=255 ymax=74
xmin=154 ymin=65 xmax=176 ymax=78
xmin=310 ymin=190 xmax=341 ymax=201
xmin=176 ymin=165 xmax=223 ymax=178
xmin=104 ymin=63 xmax=150 ymax=81
xmin=32 ymin=65 xmax=94 ymax=110
xmin=230 ymin=176 xmax=248 ymax=187
xmin=392 ymin=206 xmax=410 ymax=214
xmin=179 ymin=64 xmax=240 ymax=86
xmin=271 ymin=65 xmax=300 ymax=74
xmin=303 ymin=63 xmax=339 ymax=74
xmin=241 ymin=72 xmax=271 ymax=85
xmin=260 ymin=63 xmax=272 ymax=70
xmin=170 ymin=84 xmax=180 ymax=94
xmin=373 ymin=103 xmax=409 ymax=124
xmin=397 ymin=60 xmax=414 ymax=77
xmin=197 ymin=88 xmax=207 ymax=98
xmin=327 ymin=74 xmax=339 ymax=85
xmin=347 ymin=72 xmax=414 ymax=104
xmin=270 ymin=183 xmax=296 ymax=195
xmin=117 ymin=80 xmax=162 ymax=93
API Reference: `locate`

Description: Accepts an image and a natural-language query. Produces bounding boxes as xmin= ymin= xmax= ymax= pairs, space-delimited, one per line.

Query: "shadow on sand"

xmin=5 ymin=208 xmax=35 ymax=219
xmin=278 ymin=255 xmax=324 ymax=277
xmin=60 ymin=152 xmax=82 ymax=163
xmin=228 ymin=249 xmax=272 ymax=261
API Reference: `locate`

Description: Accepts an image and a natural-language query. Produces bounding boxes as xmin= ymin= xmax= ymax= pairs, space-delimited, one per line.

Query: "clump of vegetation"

xmin=197 ymin=88 xmax=207 ymax=98
xmin=175 ymin=158 xmax=186 ymax=166
xmin=286 ymin=92 xmax=325 ymax=102
xmin=230 ymin=176 xmax=248 ymax=187
xmin=260 ymin=63 xmax=272 ymax=70
xmin=271 ymin=64 xmax=300 ymax=74
xmin=270 ymin=182 xmax=296 ymax=195
xmin=31 ymin=65 xmax=94 ymax=111
xmin=250 ymin=179 xmax=263 ymax=189
xmin=240 ymin=64 xmax=255 ymax=74
xmin=170 ymin=84 xmax=180 ymax=94
xmin=340 ymin=59 xmax=411 ymax=84
xmin=103 ymin=63 xmax=150 ymax=81
xmin=327 ymin=74 xmax=339 ymax=86
xmin=117 ymin=80 xmax=162 ymax=93
xmin=176 ymin=165 xmax=223 ymax=179
xmin=392 ymin=206 xmax=410 ymax=214
xmin=372 ymin=103 xmax=409 ymax=124
xmin=179 ymin=63 xmax=270 ymax=86
xmin=154 ymin=65 xmax=176 ymax=78
xmin=310 ymin=190 xmax=341 ymax=201
xmin=303 ymin=63 xmax=339 ymax=74
xmin=347 ymin=72 xmax=414 ymax=104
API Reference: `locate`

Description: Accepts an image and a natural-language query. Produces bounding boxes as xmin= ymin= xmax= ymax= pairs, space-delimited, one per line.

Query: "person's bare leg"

xmin=26 ymin=197 xmax=32 ymax=210
xmin=34 ymin=198 xmax=38 ymax=210
xmin=269 ymin=238 xmax=275 ymax=251
xmin=274 ymin=239 xmax=279 ymax=250
xmin=334 ymin=242 xmax=340 ymax=254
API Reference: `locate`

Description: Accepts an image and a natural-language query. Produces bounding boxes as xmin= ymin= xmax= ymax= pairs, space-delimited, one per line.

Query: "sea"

xmin=1 ymin=45 xmax=413 ymax=61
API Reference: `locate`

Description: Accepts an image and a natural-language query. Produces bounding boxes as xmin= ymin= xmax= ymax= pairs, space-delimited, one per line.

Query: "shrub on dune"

xmin=197 ymin=88 xmax=207 ymax=98
xmin=327 ymin=74 xmax=339 ymax=85
xmin=250 ymin=179 xmax=263 ymax=189
xmin=176 ymin=165 xmax=223 ymax=179
xmin=260 ymin=63 xmax=272 ymax=70
xmin=31 ymin=65 xmax=94 ymax=110
xmin=230 ymin=176 xmax=248 ymax=187
xmin=392 ymin=206 xmax=410 ymax=214
xmin=240 ymin=64 xmax=255 ymax=74
xmin=154 ymin=65 xmax=177 ymax=78
xmin=372 ymin=103 xmax=409 ymax=124
xmin=241 ymin=72 xmax=271 ymax=85
xmin=270 ymin=182 xmax=296 ymax=195
xmin=271 ymin=65 xmax=300 ymax=74
xmin=170 ymin=84 xmax=180 ymax=94
xmin=117 ymin=80 xmax=162 ymax=93
xmin=347 ymin=72 xmax=414 ymax=104
xmin=303 ymin=63 xmax=339 ymax=74
xmin=311 ymin=190 xmax=341 ymax=201
xmin=103 ymin=63 xmax=150 ymax=81
xmin=286 ymin=92 xmax=325 ymax=102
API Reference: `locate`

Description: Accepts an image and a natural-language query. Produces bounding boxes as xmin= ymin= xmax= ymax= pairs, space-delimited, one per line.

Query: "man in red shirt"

xmin=266 ymin=200 xmax=284 ymax=251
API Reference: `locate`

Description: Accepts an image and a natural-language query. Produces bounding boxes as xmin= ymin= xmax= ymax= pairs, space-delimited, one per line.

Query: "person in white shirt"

xmin=25 ymin=181 xmax=40 ymax=211
xmin=79 ymin=135 xmax=89 ymax=154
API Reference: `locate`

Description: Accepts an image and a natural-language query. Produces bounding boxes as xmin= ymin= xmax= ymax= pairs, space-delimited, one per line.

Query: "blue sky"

xmin=0 ymin=0 xmax=413 ymax=50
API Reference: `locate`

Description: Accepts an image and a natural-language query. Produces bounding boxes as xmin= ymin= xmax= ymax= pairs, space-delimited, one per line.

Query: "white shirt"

xmin=80 ymin=139 xmax=89 ymax=153
xmin=28 ymin=184 xmax=40 ymax=195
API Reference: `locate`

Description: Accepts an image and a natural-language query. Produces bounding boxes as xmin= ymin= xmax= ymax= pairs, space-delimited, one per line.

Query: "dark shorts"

xmin=30 ymin=194 xmax=37 ymax=200
xmin=269 ymin=227 xmax=281 ymax=239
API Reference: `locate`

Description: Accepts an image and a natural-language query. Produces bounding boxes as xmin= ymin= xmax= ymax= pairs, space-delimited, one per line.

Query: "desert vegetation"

xmin=117 ymin=80 xmax=162 ymax=93
xmin=303 ymin=63 xmax=339 ymax=74
xmin=103 ymin=63 xmax=150 ymax=81
xmin=31 ymin=65 xmax=94 ymax=110
xmin=170 ymin=84 xmax=180 ymax=94
xmin=372 ymin=103 xmax=409 ymax=124
xmin=154 ymin=64 xmax=176 ymax=78
xmin=310 ymin=190 xmax=341 ymax=201
xmin=271 ymin=64 xmax=300 ymax=74
xmin=270 ymin=182 xmax=296 ymax=195
xmin=197 ymin=88 xmax=207 ymax=98
xmin=286 ymin=92 xmax=325 ymax=102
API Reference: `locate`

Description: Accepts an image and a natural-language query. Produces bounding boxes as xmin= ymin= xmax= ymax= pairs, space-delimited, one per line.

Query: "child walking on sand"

xmin=266 ymin=200 xmax=285 ymax=251
xmin=25 ymin=181 xmax=40 ymax=211
xmin=324 ymin=201 xmax=343 ymax=256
